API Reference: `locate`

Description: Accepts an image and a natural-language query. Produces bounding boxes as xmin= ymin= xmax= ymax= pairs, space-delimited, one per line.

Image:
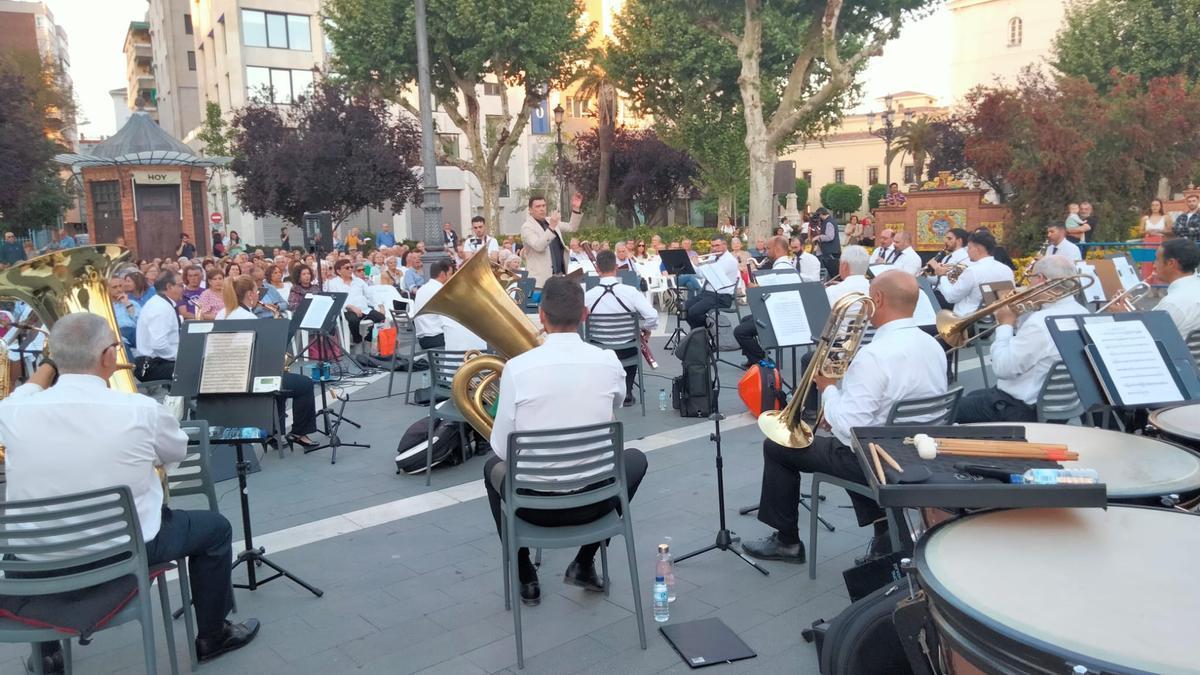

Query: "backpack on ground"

xmin=672 ymin=327 xmax=715 ymax=418
xmin=737 ymin=359 xmax=785 ymax=417
xmin=394 ymin=418 xmax=464 ymax=474
xmin=812 ymin=582 xmax=913 ymax=675
xmin=705 ymin=308 xmax=740 ymax=353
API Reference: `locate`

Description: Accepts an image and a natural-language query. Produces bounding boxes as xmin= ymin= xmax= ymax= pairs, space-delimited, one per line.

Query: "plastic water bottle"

xmin=658 ymin=388 xmax=668 ymax=412
xmin=1016 ymin=468 xmax=1099 ymax=485
xmin=653 ymin=576 xmax=669 ymax=622
xmin=657 ymin=543 xmax=676 ymax=602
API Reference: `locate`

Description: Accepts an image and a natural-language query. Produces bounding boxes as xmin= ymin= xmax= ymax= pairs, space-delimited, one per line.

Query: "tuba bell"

xmin=413 ymin=251 xmax=543 ymax=438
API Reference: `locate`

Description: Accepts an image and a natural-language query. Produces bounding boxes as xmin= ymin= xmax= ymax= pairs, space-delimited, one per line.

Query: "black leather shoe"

xmin=742 ymin=533 xmax=806 ymax=564
xmin=288 ymin=433 xmax=319 ymax=450
xmin=196 ymin=619 xmax=261 ymax=663
xmin=520 ymin=580 xmax=541 ymax=606
xmin=622 ymin=395 xmax=635 ymax=408
xmin=563 ymin=561 xmax=605 ymax=592
xmin=854 ymin=534 xmax=894 ymax=566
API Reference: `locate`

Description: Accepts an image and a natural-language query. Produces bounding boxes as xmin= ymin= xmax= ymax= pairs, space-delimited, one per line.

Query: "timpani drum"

xmin=1149 ymin=403 xmax=1200 ymax=450
xmin=914 ymin=506 xmax=1200 ymax=674
xmin=969 ymin=423 xmax=1200 ymax=505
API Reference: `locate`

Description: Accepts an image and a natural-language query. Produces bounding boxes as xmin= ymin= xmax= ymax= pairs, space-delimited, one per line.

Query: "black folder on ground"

xmin=660 ymin=617 xmax=756 ymax=668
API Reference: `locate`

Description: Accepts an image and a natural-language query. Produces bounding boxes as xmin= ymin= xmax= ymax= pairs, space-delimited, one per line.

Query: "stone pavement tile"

xmin=463 ymin=633 xmax=617 ymax=674
xmin=264 ymin=612 xmax=378 ymax=662
xmin=414 ymin=655 xmax=491 ymax=674
xmin=358 ymin=587 xmax=458 ymax=630
xmin=347 ymin=613 xmax=513 ymax=674
xmin=266 ymin=644 xmax=363 ymax=675
xmin=550 ymin=633 xmax=681 ymax=675
xmin=332 ymin=616 xmax=446 ymax=666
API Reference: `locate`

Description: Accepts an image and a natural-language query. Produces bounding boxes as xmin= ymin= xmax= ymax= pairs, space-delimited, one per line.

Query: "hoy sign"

xmin=132 ymin=170 xmax=181 ymax=185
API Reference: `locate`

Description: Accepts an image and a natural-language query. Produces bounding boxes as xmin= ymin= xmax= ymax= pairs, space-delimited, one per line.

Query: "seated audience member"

xmin=178 ymin=265 xmax=206 ymax=320
xmin=109 ymin=277 xmax=140 ymax=348
xmin=1152 ymin=237 xmax=1200 ymax=338
xmin=194 ymin=270 xmax=226 ymax=321
xmin=0 ymin=314 xmax=260 ymax=674
xmin=742 ymin=271 xmax=947 ymax=566
xmin=133 ymin=272 xmax=183 ymax=381
xmin=485 ymin=277 xmax=648 ymax=606
xmin=401 ymin=251 xmax=427 ymax=296
xmin=955 ymin=255 xmax=1088 ymax=422
xmin=216 ymin=275 xmax=318 ymax=447
xmin=326 ymin=259 xmax=385 ymax=344
xmin=288 ymin=264 xmax=319 ymax=312
xmin=584 ymin=250 xmax=659 ymax=407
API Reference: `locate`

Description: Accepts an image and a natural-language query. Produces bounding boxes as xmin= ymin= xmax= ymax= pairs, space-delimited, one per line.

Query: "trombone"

xmin=937 ymin=274 xmax=1094 ymax=351
xmin=1098 ymin=281 xmax=1151 ymax=313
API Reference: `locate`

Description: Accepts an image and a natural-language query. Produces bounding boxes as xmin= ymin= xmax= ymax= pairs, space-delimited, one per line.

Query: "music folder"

xmin=746 ymin=282 xmax=830 ymax=350
xmin=660 ymin=618 xmax=756 ymax=669
xmin=659 ymin=249 xmax=696 ymax=277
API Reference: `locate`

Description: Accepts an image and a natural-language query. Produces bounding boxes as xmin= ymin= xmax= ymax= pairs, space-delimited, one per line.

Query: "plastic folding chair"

xmin=424 ymin=349 xmax=472 ymax=485
xmin=583 ymin=312 xmax=646 ymax=416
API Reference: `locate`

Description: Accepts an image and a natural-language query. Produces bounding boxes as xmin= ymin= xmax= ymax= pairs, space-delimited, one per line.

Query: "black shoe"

xmin=854 ymin=534 xmax=894 ymax=566
xmin=563 ymin=560 xmax=605 ymax=592
xmin=520 ymin=579 xmax=541 ymax=606
xmin=196 ymin=619 xmax=261 ymax=663
xmin=622 ymin=394 xmax=635 ymax=407
xmin=25 ymin=651 xmax=64 ymax=675
xmin=288 ymin=433 xmax=319 ymax=450
xmin=741 ymin=533 xmax=806 ymax=564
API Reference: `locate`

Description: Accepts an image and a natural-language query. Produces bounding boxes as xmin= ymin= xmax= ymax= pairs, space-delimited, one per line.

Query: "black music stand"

xmin=174 ymin=318 xmax=323 ymax=597
xmin=661 ymin=250 xmax=697 ymax=351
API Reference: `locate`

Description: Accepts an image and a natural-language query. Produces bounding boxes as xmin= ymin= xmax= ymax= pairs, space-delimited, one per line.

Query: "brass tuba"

xmin=413 ymin=251 xmax=542 ymax=438
xmin=757 ymin=292 xmax=875 ymax=449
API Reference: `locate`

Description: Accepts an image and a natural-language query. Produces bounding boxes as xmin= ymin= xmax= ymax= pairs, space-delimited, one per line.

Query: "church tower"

xmin=948 ymin=0 xmax=1068 ymax=101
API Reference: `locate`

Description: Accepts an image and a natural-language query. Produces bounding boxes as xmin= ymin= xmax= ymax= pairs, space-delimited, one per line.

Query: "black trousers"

xmin=818 ymin=253 xmax=840 ymax=279
xmin=418 ymin=334 xmax=445 ymax=350
xmin=344 ymin=309 xmax=385 ymax=342
xmin=279 ymin=371 xmax=318 ymax=435
xmin=484 ymin=449 xmax=648 ymax=571
xmin=955 ymin=387 xmax=1037 ymax=424
xmin=614 ymin=347 xmax=637 ymax=395
xmin=134 ymin=357 xmax=175 ymax=382
xmin=685 ymin=291 xmax=732 ymax=329
xmin=733 ymin=315 xmax=763 ymax=363
xmin=757 ymin=436 xmax=883 ymax=539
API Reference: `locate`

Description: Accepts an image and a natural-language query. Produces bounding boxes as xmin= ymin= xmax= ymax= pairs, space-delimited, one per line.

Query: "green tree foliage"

xmin=867 ymin=183 xmax=888 ymax=210
xmin=611 ymin=0 xmax=934 ymax=239
xmin=924 ymin=117 xmax=967 ymax=180
xmin=1053 ymin=0 xmax=1200 ymax=90
xmin=888 ymin=116 xmax=936 ymax=182
xmin=196 ymin=101 xmax=234 ymax=157
xmin=820 ymin=183 xmax=862 ymax=215
xmin=322 ymin=0 xmax=591 ymax=233
xmin=658 ymin=105 xmax=748 ymax=227
xmin=229 ymin=78 xmax=423 ymax=227
xmin=0 ymin=54 xmax=73 ymax=231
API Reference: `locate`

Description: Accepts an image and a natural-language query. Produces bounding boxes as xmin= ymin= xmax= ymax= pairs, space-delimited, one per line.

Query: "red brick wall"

xmin=81 ymin=165 xmax=208 ymax=259
xmin=0 ymin=13 xmax=39 ymax=58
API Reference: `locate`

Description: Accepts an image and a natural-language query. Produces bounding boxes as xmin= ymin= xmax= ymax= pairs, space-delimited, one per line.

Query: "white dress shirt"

xmin=826 ymin=275 xmax=871 ymax=305
xmin=0 ymin=374 xmax=189 ymax=553
xmin=412 ymin=277 xmax=447 ymax=339
xmin=326 ymin=275 xmax=373 ymax=312
xmin=871 ymin=245 xmax=897 ymax=265
xmin=991 ymin=296 xmax=1088 ymax=404
xmin=135 ymin=293 xmax=180 ymax=359
xmin=489 ymin=333 xmax=624 ymax=482
xmin=700 ymin=251 xmax=740 ymax=294
xmin=946 ymin=247 xmax=969 ymax=266
xmin=938 ymin=256 xmax=1015 ymax=317
xmin=464 ymin=235 xmax=500 ymax=255
xmin=893 ymin=247 xmax=923 ymax=276
xmin=215 ymin=306 xmax=257 ymax=320
xmin=585 ymin=277 xmax=659 ymax=330
xmin=1047 ymin=239 xmax=1082 ymax=262
xmin=822 ymin=317 xmax=948 ymax=446
xmin=795 ymin=252 xmax=822 ymax=283
xmin=1155 ymin=274 xmax=1200 ymax=339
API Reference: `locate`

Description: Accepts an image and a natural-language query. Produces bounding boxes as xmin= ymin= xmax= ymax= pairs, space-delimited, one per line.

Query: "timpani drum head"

xmin=916 ymin=507 xmax=1200 ymax=674
xmin=1150 ymin=403 xmax=1200 ymax=444
xmin=971 ymin=423 xmax=1200 ymax=502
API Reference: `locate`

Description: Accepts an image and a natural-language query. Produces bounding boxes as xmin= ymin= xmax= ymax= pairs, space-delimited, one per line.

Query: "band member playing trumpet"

xmin=742 ymin=271 xmax=948 ymax=566
xmin=1152 ymin=237 xmax=1200 ymax=339
xmin=734 ymin=236 xmax=799 ymax=367
xmin=1043 ymin=223 xmax=1082 ymax=262
xmin=584 ymin=250 xmax=659 ymax=407
xmin=932 ymin=230 xmax=1014 ymax=317
xmin=684 ymin=236 xmax=740 ymax=329
xmin=955 ymin=255 xmax=1088 ymax=423
xmin=788 ymin=236 xmax=822 ymax=282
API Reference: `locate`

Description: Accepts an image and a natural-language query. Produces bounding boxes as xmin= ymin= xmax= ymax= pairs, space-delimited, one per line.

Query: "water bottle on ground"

xmin=1016 ymin=468 xmax=1099 ymax=485
xmin=657 ymin=542 xmax=676 ymax=602
xmin=658 ymin=388 xmax=668 ymax=412
xmin=653 ymin=576 xmax=669 ymax=622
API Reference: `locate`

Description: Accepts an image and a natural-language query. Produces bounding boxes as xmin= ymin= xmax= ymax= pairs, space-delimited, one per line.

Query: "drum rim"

xmin=913 ymin=505 xmax=1200 ymax=674
xmin=1149 ymin=403 xmax=1200 ymax=442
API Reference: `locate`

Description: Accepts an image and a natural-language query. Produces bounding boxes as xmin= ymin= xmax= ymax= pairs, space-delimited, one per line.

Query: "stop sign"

xmin=210 ymin=212 xmax=223 ymax=224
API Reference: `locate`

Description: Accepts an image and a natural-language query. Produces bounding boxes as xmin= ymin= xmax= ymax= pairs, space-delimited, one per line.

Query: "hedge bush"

xmin=867 ymin=184 xmax=888 ymax=211
xmin=820 ymin=183 xmax=863 ymax=215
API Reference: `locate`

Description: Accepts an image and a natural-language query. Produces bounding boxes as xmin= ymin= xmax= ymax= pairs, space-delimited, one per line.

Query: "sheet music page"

xmin=764 ymin=291 xmax=813 ymax=346
xmin=697 ymin=260 xmax=727 ymax=291
xmin=300 ymin=294 xmax=333 ymax=330
xmin=1074 ymin=263 xmax=1107 ymax=303
xmin=869 ymin=264 xmax=892 ymax=278
xmin=1111 ymin=257 xmax=1141 ymax=291
xmin=913 ymin=289 xmax=937 ymax=326
xmin=1084 ymin=319 xmax=1183 ymax=405
xmin=198 ymin=331 xmax=255 ymax=394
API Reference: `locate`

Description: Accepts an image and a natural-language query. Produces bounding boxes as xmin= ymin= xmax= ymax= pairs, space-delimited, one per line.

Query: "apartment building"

xmin=122 ymin=21 xmax=157 ymax=122
xmin=0 ymin=0 xmax=75 ymax=148
xmin=147 ymin=0 xmax=201 ymax=138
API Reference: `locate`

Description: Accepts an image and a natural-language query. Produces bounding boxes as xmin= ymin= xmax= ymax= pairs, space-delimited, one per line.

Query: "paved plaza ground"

xmin=0 ymin=322 xmax=990 ymax=675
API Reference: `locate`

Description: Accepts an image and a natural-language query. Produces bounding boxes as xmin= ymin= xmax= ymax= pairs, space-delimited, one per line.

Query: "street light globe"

xmin=553 ymin=104 xmax=564 ymax=125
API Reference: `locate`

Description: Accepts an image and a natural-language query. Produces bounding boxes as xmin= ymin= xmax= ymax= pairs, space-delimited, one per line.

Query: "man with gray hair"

xmin=955 ymin=254 xmax=1088 ymax=423
xmin=0 ymin=314 xmax=260 ymax=672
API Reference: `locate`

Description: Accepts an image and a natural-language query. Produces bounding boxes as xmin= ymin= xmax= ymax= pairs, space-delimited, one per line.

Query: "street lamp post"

xmin=414 ymin=0 xmax=447 ymax=270
xmin=866 ymin=94 xmax=913 ymax=185
xmin=553 ymin=103 xmax=566 ymax=212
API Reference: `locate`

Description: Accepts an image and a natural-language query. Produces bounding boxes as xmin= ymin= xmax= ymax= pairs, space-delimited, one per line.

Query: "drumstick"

xmin=904 ymin=436 xmax=1077 ymax=461
xmin=872 ymin=444 xmax=904 ymax=473
xmin=870 ymin=443 xmax=886 ymax=485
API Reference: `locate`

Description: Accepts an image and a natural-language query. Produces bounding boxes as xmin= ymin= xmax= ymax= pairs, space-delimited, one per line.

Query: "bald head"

xmin=877 ymin=229 xmax=895 ymax=248
xmin=869 ymin=269 xmax=919 ymax=326
xmin=766 ymin=235 xmax=790 ymax=259
xmin=895 ymin=231 xmax=913 ymax=249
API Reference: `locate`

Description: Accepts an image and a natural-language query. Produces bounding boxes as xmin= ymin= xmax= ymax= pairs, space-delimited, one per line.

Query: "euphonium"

xmin=757 ymin=292 xmax=875 ymax=449
xmin=936 ymin=274 xmax=1094 ymax=350
xmin=413 ymin=251 xmax=542 ymax=438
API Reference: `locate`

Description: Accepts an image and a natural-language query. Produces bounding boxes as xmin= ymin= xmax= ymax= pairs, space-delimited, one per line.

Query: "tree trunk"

xmin=746 ymin=137 xmax=775 ymax=241
xmin=717 ymin=192 xmax=733 ymax=225
xmin=596 ymin=83 xmax=616 ymax=227
xmin=479 ymin=174 xmax=501 ymax=236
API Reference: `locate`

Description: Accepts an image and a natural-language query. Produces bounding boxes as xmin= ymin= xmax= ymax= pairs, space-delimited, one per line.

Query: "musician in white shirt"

xmin=1044 ymin=223 xmax=1082 ymax=262
xmin=1153 ymin=238 xmax=1200 ymax=339
xmin=134 ymin=271 xmax=183 ymax=381
xmin=826 ymin=245 xmax=871 ymax=304
xmin=0 ymin=314 xmax=259 ymax=670
xmin=463 ymin=216 xmax=500 ymax=256
xmin=585 ymin=250 xmax=659 ymax=406
xmin=485 ymin=277 xmax=648 ymax=606
xmin=956 ymin=255 xmax=1088 ymax=422
xmin=935 ymin=230 xmax=1015 ymax=317
xmin=743 ymin=271 xmax=948 ymax=566
xmin=892 ymin=231 xmax=923 ymax=275
xmin=411 ymin=260 xmax=454 ymax=350
xmin=789 ymin=236 xmax=822 ymax=282
xmin=684 ymin=236 xmax=740 ymax=328
xmin=326 ymin=259 xmax=384 ymax=344
xmin=870 ymin=228 xmax=897 ymax=265
xmin=734 ymin=236 xmax=800 ymax=366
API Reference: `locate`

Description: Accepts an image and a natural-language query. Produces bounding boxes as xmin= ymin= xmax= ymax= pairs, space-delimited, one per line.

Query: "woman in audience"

xmin=288 ymin=264 xmax=319 ymax=312
xmin=178 ymin=265 xmax=206 ymax=320
xmin=194 ymin=270 xmax=226 ymax=321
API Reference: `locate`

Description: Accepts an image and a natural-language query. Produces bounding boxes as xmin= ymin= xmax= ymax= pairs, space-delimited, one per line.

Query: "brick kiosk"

xmin=56 ymin=112 xmax=228 ymax=260
xmin=873 ymin=185 xmax=1011 ymax=254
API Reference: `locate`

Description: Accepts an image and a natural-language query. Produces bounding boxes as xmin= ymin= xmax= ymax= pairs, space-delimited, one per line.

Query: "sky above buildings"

xmin=52 ymin=0 xmax=949 ymax=139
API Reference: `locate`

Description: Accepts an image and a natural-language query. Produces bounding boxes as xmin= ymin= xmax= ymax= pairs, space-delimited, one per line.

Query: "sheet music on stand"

xmin=764 ymin=292 xmax=812 ymax=346
xmin=746 ymin=282 xmax=830 ymax=351
xmin=1081 ymin=316 xmax=1184 ymax=407
xmin=198 ymin=331 xmax=255 ymax=394
xmin=914 ymin=277 xmax=940 ymax=327
xmin=300 ymin=294 xmax=335 ymax=330
xmin=1110 ymin=256 xmax=1141 ymax=291
xmin=697 ymin=259 xmax=728 ymax=292
xmin=1074 ymin=262 xmax=1107 ymax=304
